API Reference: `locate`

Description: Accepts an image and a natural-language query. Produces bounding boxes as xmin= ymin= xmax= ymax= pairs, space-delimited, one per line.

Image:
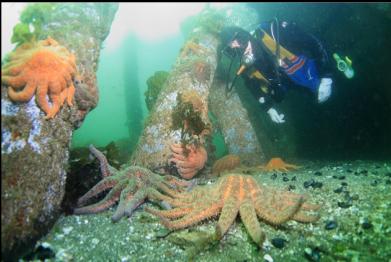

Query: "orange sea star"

xmin=1 ymin=37 xmax=77 ymax=119
xmin=212 ymin=154 xmax=241 ymax=175
xmin=180 ymin=40 xmax=208 ymax=59
xmin=74 ymin=145 xmax=192 ymax=222
xmin=258 ymin=157 xmax=301 ymax=172
xmin=146 ymin=174 xmax=320 ymax=246
xmin=169 ymin=143 xmax=208 ymax=180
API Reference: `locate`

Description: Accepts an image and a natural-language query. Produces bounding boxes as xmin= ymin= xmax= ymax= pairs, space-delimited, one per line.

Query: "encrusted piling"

xmin=1 ymin=3 xmax=118 ymax=259
xmin=209 ymin=78 xmax=265 ymax=165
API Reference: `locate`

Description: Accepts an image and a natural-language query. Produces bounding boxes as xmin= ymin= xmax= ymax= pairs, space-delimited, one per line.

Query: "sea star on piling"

xmin=74 ymin=145 xmax=192 ymax=222
xmin=258 ymin=157 xmax=301 ymax=172
xmin=169 ymin=143 xmax=208 ymax=180
xmin=1 ymin=37 xmax=77 ymax=119
xmin=179 ymin=40 xmax=208 ymax=59
xmin=146 ymin=174 xmax=320 ymax=246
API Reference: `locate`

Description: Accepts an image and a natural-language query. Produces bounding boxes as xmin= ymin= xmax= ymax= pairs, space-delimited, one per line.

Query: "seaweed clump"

xmin=145 ymin=71 xmax=169 ymax=112
xmin=172 ymin=91 xmax=211 ymax=156
xmin=11 ymin=3 xmax=56 ymax=46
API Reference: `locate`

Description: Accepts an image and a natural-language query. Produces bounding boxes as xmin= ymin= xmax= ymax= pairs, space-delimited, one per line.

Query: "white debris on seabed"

xmin=263 ymin=254 xmax=273 ymax=262
xmin=62 ymin=227 xmax=73 ymax=235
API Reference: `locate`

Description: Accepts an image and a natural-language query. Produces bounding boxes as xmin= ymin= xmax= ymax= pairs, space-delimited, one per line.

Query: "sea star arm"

xmin=292 ymin=211 xmax=320 ymax=223
xmin=162 ymin=203 xmax=221 ymax=230
xmin=147 ymin=188 xmax=179 ymax=206
xmin=122 ymin=189 xmax=147 ymax=218
xmin=255 ymin=195 xmax=304 ymax=226
xmin=301 ymin=202 xmax=321 ymax=211
xmin=239 ymin=200 xmax=265 ymax=246
xmin=170 ymin=187 xmax=212 ymax=206
xmin=247 ymin=179 xmax=305 ymax=225
xmin=76 ymin=176 xmax=119 ymax=206
xmin=145 ymin=206 xmax=194 ymax=219
xmin=60 ymin=88 xmax=68 ymax=106
xmin=46 ymin=91 xmax=62 ymax=119
xmin=216 ymin=197 xmax=239 ymax=239
xmin=67 ymin=82 xmax=75 ymax=106
xmin=169 ymin=157 xmax=197 ymax=169
xmin=7 ymin=81 xmax=36 ymax=102
xmin=280 ymin=191 xmax=321 ymax=211
xmin=74 ymin=179 xmax=127 ymax=215
xmin=156 ymin=181 xmax=183 ymax=198
xmin=2 ymin=62 xmax=25 ymax=76
xmin=111 ymin=179 xmax=137 ymax=222
xmin=2 ymin=74 xmax=27 ymax=89
xmin=89 ymin=144 xmax=118 ymax=177
xmin=285 ymin=163 xmax=301 ymax=169
xmin=176 ymin=167 xmax=198 ymax=180
xmin=36 ymin=82 xmax=51 ymax=115
xmin=163 ymin=175 xmax=193 ymax=188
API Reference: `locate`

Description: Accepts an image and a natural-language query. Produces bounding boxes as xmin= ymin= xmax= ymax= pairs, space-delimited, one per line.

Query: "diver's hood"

xmin=220 ymin=26 xmax=253 ymax=59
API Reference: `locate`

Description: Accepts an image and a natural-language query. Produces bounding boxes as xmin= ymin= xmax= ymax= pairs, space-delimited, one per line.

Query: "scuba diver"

xmin=219 ymin=19 xmax=334 ymax=124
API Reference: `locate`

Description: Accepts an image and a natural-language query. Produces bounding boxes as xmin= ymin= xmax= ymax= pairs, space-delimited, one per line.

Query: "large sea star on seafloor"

xmin=74 ymin=145 xmax=192 ymax=222
xmin=1 ymin=37 xmax=77 ymax=119
xmin=146 ymin=174 xmax=320 ymax=246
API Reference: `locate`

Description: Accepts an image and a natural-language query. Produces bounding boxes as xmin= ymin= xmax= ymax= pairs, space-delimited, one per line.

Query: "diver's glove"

xmin=267 ymin=107 xmax=285 ymax=124
xmin=317 ymin=78 xmax=333 ymax=103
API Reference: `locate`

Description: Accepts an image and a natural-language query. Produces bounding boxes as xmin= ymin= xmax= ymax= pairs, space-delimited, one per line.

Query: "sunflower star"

xmin=169 ymin=143 xmax=208 ymax=180
xmin=146 ymin=174 xmax=320 ymax=246
xmin=1 ymin=36 xmax=77 ymax=119
xmin=74 ymin=145 xmax=192 ymax=222
xmin=258 ymin=157 xmax=301 ymax=172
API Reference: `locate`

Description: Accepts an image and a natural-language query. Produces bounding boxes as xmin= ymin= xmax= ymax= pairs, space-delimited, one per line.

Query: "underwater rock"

xmin=334 ymin=187 xmax=344 ymax=194
xmin=1 ymin=3 xmax=118 ymax=260
xmin=287 ymin=184 xmax=296 ymax=191
xmin=304 ymin=247 xmax=321 ymax=262
xmin=370 ymin=180 xmax=379 ymax=186
xmin=271 ymin=237 xmax=287 ymax=249
xmin=324 ymin=220 xmax=338 ymax=230
xmin=338 ymin=200 xmax=353 ymax=209
xmin=22 ymin=243 xmax=56 ymax=261
xmin=167 ymin=229 xmax=215 ymax=249
xmin=361 ymin=220 xmax=373 ymax=230
xmin=303 ymin=179 xmax=314 ymax=188
xmin=304 ymin=179 xmax=323 ymax=189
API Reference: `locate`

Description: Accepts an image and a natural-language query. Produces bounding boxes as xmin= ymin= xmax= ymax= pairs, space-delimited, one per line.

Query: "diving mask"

xmin=237 ymin=41 xmax=255 ymax=75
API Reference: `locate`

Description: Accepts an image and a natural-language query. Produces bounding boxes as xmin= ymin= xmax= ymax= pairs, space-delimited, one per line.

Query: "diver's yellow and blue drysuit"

xmin=220 ymin=20 xmax=333 ymax=111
